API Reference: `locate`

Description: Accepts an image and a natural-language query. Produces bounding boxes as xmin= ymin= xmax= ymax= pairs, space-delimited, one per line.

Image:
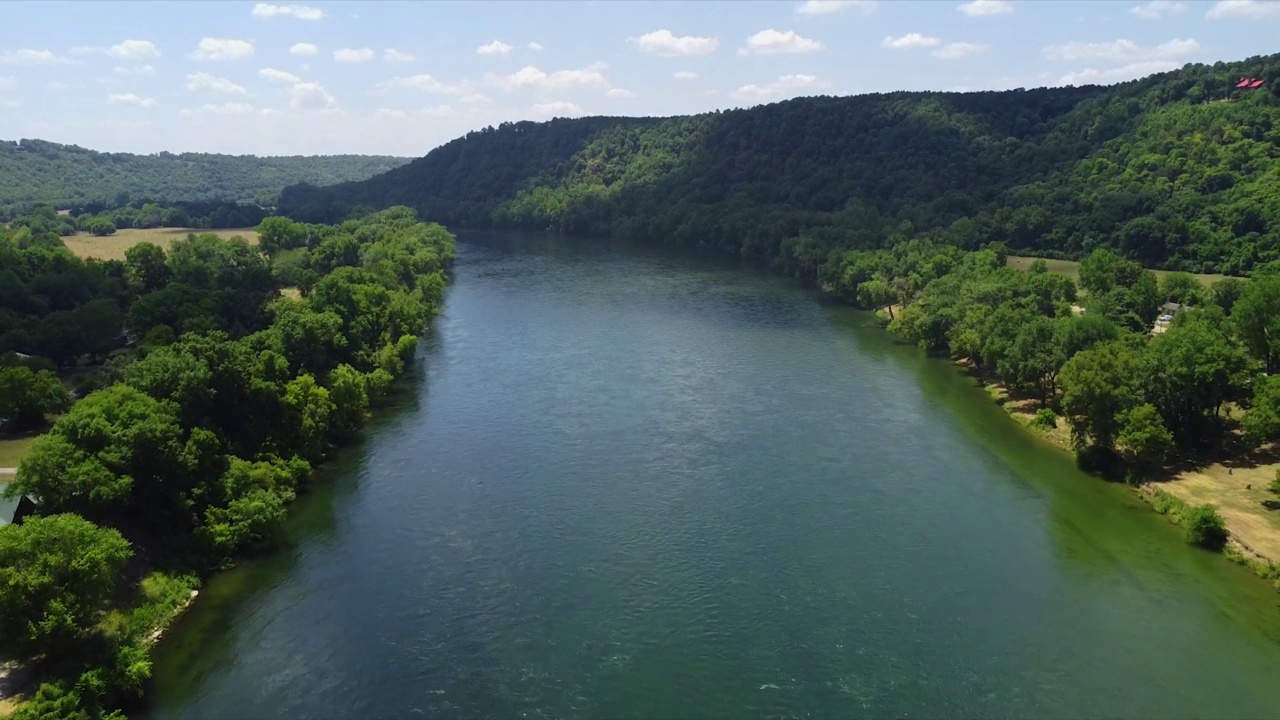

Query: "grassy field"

xmin=63 ymin=227 xmax=260 ymax=262
xmin=0 ymin=435 xmax=38 ymax=469
xmin=1157 ymin=461 xmax=1280 ymax=567
xmin=1006 ymin=255 xmax=1236 ymax=286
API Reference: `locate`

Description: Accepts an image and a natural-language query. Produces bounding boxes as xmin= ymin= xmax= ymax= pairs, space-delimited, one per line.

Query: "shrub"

xmin=1183 ymin=504 xmax=1228 ymax=549
xmin=1032 ymin=407 xmax=1058 ymax=430
xmin=1270 ymin=468 xmax=1280 ymax=496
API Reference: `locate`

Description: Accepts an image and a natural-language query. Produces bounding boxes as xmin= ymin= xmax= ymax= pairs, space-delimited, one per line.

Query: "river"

xmin=146 ymin=232 xmax=1280 ymax=719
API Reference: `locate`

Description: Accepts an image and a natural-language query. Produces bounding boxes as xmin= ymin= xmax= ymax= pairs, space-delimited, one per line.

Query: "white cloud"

xmin=1206 ymin=0 xmax=1280 ymax=18
xmin=1130 ymin=1 xmax=1188 ymax=18
xmin=882 ymin=33 xmax=942 ymax=49
xmin=261 ymin=108 xmax=283 ymax=117
xmin=374 ymin=108 xmax=407 ymax=119
xmin=1058 ymin=59 xmax=1181 ymax=85
xmin=107 ymin=93 xmax=156 ymax=107
xmin=476 ymin=40 xmax=513 ymax=56
xmin=795 ymin=0 xmax=878 ymax=15
xmin=732 ymin=74 xmax=828 ymax=102
xmin=0 ymin=100 xmax=21 ymax=108
xmin=191 ymin=38 xmax=255 ymax=61
xmin=528 ymin=42 xmax=544 ymax=51
xmin=112 ymin=65 xmax=156 ymax=76
xmin=740 ymin=29 xmax=824 ymax=55
xmin=287 ymin=81 xmax=337 ymax=110
xmin=459 ymin=93 xmax=491 ymax=103
xmin=1044 ymin=38 xmax=1201 ymax=63
xmin=531 ymin=101 xmax=584 ymax=117
xmin=377 ymin=74 xmax=465 ymax=94
xmin=251 ymin=3 xmax=326 ymax=20
xmin=422 ymin=104 xmax=457 ymax=117
xmin=384 ymin=48 xmax=415 ymax=62
xmin=290 ymin=42 xmax=319 ymax=56
xmin=605 ymin=88 xmax=636 ymax=98
xmin=0 ymin=76 xmax=14 ymax=89
xmin=491 ymin=64 xmax=609 ymax=90
xmin=333 ymin=47 xmax=374 ymax=63
xmin=634 ymin=29 xmax=719 ymax=57
xmin=186 ymin=72 xmax=249 ymax=95
xmin=259 ymin=67 xmax=302 ymax=83
xmin=674 ymin=70 xmax=698 ymax=80
xmin=957 ymin=0 xmax=1014 ymax=16
xmin=933 ymin=42 xmax=991 ymax=59
xmin=107 ymin=39 xmax=160 ymax=59
xmin=0 ymin=49 xmax=73 ymax=65
xmin=181 ymin=103 xmax=255 ymax=116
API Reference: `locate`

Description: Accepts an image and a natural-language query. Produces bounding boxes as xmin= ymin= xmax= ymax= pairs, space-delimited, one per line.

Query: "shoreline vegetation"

xmin=852 ymin=244 xmax=1280 ymax=590
xmin=0 ymin=207 xmax=455 ymax=719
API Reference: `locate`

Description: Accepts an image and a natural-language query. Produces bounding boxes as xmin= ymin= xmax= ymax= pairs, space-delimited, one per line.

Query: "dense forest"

xmin=282 ymin=52 xmax=1280 ymax=274
xmin=0 ymin=208 xmax=454 ymax=719
xmin=0 ymin=139 xmax=409 ymax=208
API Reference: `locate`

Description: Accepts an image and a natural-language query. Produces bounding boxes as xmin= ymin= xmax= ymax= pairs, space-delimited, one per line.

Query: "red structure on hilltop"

xmin=1235 ymin=77 xmax=1265 ymax=89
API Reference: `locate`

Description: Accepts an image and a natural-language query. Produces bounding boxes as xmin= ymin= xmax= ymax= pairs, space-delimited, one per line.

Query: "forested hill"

xmin=280 ymin=53 xmax=1280 ymax=275
xmin=0 ymin=138 xmax=409 ymax=208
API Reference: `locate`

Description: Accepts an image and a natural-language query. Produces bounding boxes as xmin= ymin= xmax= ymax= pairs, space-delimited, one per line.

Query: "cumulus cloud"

xmin=374 ymin=108 xmax=407 ymax=120
xmin=674 ymin=70 xmax=698 ymax=80
xmin=1206 ymin=0 xmax=1280 ymax=18
xmin=933 ymin=42 xmax=991 ymax=59
xmin=181 ymin=103 xmax=255 ymax=116
xmin=459 ymin=93 xmax=491 ymax=104
xmin=477 ymin=40 xmax=513 ymax=56
xmin=287 ymin=81 xmax=337 ymax=110
xmin=1130 ymin=1 xmax=1187 ymax=18
xmin=290 ymin=42 xmax=319 ymax=56
xmin=259 ymin=67 xmax=302 ymax=83
xmin=957 ymin=0 xmax=1014 ymax=16
xmin=377 ymin=74 xmax=465 ymax=94
xmin=112 ymin=65 xmax=156 ymax=76
xmin=107 ymin=40 xmax=160 ymax=59
xmin=191 ymin=38 xmax=255 ymax=61
xmin=186 ymin=72 xmax=248 ymax=95
xmin=528 ymin=42 xmax=544 ymax=51
xmin=1043 ymin=38 xmax=1201 ymax=63
xmin=634 ymin=29 xmax=719 ymax=57
xmin=384 ymin=48 xmax=415 ymax=62
xmin=795 ymin=0 xmax=878 ymax=15
xmin=882 ymin=33 xmax=942 ymax=49
xmin=531 ymin=101 xmax=584 ymax=117
xmin=732 ymin=74 xmax=828 ymax=102
xmin=251 ymin=3 xmax=326 ymax=20
xmin=0 ymin=49 xmax=74 ymax=65
xmin=605 ymin=88 xmax=636 ymax=98
xmin=422 ymin=105 xmax=458 ymax=118
xmin=739 ymin=29 xmax=824 ymax=55
xmin=490 ymin=64 xmax=609 ymax=90
xmin=1058 ymin=60 xmax=1180 ymax=86
xmin=107 ymin=93 xmax=156 ymax=107
xmin=333 ymin=48 xmax=374 ymax=63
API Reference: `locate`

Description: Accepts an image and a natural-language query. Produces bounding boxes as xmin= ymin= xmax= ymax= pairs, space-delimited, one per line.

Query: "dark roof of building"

xmin=1162 ymin=301 xmax=1182 ymax=311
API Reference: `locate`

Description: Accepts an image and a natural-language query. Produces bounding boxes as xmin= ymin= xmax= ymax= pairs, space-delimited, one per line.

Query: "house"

xmin=1161 ymin=301 xmax=1182 ymax=316
xmin=1235 ymin=77 xmax=1266 ymax=91
xmin=0 ymin=491 xmax=34 ymax=527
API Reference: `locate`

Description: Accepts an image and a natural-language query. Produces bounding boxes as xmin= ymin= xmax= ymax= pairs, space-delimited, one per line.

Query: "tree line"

xmin=0 ymin=207 xmax=454 ymax=719
xmin=280 ymin=52 xmax=1279 ymax=275
xmin=826 ymin=239 xmax=1280 ymax=547
xmin=0 ymin=138 xmax=409 ymax=208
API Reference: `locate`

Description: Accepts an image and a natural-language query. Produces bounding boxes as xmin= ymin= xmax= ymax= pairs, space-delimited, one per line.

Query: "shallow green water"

xmin=147 ymin=232 xmax=1280 ymax=719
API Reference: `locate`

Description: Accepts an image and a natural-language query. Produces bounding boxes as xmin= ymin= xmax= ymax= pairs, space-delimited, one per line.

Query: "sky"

xmin=0 ymin=0 xmax=1277 ymax=157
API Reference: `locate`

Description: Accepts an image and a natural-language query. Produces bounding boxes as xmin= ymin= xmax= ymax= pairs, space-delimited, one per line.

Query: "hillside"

xmin=0 ymin=139 xmax=409 ymax=208
xmin=280 ymin=53 xmax=1280 ymax=275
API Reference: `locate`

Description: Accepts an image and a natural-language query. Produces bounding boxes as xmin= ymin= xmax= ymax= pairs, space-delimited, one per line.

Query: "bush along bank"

xmin=0 ymin=207 xmax=455 ymax=718
xmin=822 ymin=239 xmax=1280 ymax=586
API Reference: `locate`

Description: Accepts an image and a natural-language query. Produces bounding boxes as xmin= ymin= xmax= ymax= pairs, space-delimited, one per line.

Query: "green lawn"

xmin=1007 ymin=255 xmax=1239 ymax=286
xmin=0 ymin=435 xmax=38 ymax=468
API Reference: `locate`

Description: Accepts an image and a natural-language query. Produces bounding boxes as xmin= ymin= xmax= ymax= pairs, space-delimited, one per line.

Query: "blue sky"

xmin=0 ymin=0 xmax=1277 ymax=157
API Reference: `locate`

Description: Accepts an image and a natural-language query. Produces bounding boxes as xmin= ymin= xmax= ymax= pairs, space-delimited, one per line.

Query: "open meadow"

xmin=1007 ymin=255 xmax=1237 ymax=286
xmin=62 ymin=227 xmax=260 ymax=262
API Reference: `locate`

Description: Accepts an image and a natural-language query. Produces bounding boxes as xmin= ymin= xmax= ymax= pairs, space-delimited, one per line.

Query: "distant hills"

xmin=279 ymin=53 xmax=1280 ymax=275
xmin=0 ymin=139 xmax=409 ymax=208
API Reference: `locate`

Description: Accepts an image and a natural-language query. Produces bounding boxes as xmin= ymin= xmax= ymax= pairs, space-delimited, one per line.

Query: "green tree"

xmin=1115 ymin=403 xmax=1174 ymax=471
xmin=124 ymin=242 xmax=171 ymax=295
xmin=1209 ymin=278 xmax=1245 ymax=316
xmin=1242 ymin=374 xmax=1280 ymax=447
xmin=0 ymin=514 xmax=132 ymax=659
xmin=1182 ymin=504 xmax=1228 ymax=549
xmin=1141 ymin=312 xmax=1251 ymax=446
xmin=1158 ymin=272 xmax=1204 ymax=305
xmin=256 ymin=216 xmax=307 ymax=257
xmin=1232 ymin=275 xmax=1280 ymax=374
xmin=1058 ymin=340 xmax=1141 ymax=449
xmin=0 ymin=366 xmax=72 ymax=431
